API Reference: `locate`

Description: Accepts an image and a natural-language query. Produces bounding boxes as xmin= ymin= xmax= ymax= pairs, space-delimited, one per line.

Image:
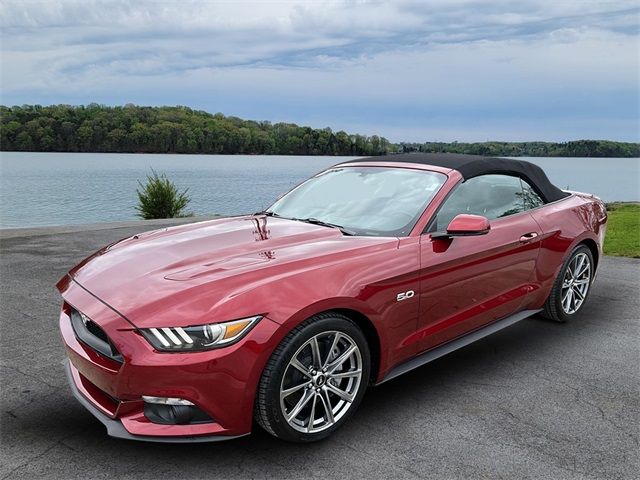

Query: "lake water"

xmin=0 ymin=152 xmax=638 ymax=229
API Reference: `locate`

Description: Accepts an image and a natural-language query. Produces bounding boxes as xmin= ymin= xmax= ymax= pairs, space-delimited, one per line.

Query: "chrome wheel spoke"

xmin=566 ymin=266 xmax=574 ymax=280
xmin=291 ymin=358 xmax=312 ymax=378
xmin=327 ymin=345 xmax=357 ymax=374
xmin=326 ymin=383 xmax=355 ymax=403
xmin=319 ymin=389 xmax=335 ymax=424
xmin=576 ymin=264 xmax=589 ymax=278
xmin=280 ymin=381 xmax=308 ymax=400
xmin=574 ymin=256 xmax=585 ymax=279
xmin=310 ymin=337 xmax=322 ymax=370
xmin=286 ymin=388 xmax=314 ymax=422
xmin=562 ymin=288 xmax=573 ymax=312
xmin=330 ymin=369 xmax=362 ymax=379
xmin=323 ymin=333 xmax=341 ymax=368
xmin=573 ymin=286 xmax=585 ymax=301
xmin=307 ymin=394 xmax=318 ymax=432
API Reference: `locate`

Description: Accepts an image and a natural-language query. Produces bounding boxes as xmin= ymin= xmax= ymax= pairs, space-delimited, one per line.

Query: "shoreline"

xmin=0 ymin=215 xmax=219 ymax=239
xmin=2 ymin=203 xmax=637 ymax=258
xmin=1 ymin=201 xmax=637 ymax=239
xmin=2 ymin=151 xmax=640 ymax=159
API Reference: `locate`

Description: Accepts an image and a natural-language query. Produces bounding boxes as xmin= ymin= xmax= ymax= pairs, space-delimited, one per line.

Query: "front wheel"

xmin=543 ymin=245 xmax=594 ymax=322
xmin=254 ymin=313 xmax=370 ymax=442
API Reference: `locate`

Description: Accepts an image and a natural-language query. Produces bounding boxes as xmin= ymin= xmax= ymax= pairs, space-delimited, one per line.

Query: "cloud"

xmin=1 ymin=0 xmax=638 ymax=141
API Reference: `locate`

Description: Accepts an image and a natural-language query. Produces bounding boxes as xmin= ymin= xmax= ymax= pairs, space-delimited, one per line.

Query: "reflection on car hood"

xmin=67 ymin=215 xmax=394 ymax=327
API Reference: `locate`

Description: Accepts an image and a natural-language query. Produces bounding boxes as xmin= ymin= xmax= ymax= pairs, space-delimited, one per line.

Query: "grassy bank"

xmin=604 ymin=203 xmax=640 ymax=258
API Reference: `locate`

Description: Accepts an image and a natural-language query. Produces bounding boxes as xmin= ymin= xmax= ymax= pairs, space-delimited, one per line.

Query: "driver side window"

xmin=431 ymin=174 xmax=544 ymax=232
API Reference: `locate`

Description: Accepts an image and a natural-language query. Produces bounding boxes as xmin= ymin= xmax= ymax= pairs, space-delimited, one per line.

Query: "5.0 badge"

xmin=396 ymin=290 xmax=415 ymax=302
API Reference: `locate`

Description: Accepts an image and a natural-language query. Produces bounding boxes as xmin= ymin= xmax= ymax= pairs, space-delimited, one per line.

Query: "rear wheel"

xmin=254 ymin=313 xmax=370 ymax=442
xmin=544 ymin=245 xmax=594 ymax=322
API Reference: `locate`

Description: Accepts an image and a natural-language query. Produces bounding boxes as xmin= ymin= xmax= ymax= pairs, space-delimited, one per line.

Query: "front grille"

xmin=69 ymin=308 xmax=123 ymax=363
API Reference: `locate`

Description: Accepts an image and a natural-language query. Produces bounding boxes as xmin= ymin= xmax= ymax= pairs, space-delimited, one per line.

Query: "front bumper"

xmin=65 ymin=360 xmax=246 ymax=443
xmin=59 ymin=280 xmax=283 ymax=442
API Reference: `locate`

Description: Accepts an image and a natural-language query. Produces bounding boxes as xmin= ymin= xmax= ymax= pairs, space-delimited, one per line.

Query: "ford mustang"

xmin=57 ymin=153 xmax=607 ymax=443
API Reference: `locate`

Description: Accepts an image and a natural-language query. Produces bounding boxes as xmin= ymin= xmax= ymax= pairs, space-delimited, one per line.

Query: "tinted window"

xmin=433 ymin=174 xmax=543 ymax=231
xmin=269 ymin=167 xmax=446 ymax=236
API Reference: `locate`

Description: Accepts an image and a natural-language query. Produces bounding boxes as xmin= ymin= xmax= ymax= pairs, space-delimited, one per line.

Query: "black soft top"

xmin=345 ymin=153 xmax=569 ymax=203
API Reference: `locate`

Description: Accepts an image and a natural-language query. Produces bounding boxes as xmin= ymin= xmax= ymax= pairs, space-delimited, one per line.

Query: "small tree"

xmin=135 ymin=170 xmax=191 ymax=219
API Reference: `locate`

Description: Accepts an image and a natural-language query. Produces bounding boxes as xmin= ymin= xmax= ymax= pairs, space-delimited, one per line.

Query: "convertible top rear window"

xmin=269 ymin=167 xmax=446 ymax=237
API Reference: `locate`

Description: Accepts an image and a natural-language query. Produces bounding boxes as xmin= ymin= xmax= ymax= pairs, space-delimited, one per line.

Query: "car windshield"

xmin=268 ymin=166 xmax=447 ymax=236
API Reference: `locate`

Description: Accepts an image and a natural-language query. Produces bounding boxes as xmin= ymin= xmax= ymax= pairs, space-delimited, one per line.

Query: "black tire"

xmin=543 ymin=245 xmax=594 ymax=323
xmin=254 ymin=312 xmax=371 ymax=443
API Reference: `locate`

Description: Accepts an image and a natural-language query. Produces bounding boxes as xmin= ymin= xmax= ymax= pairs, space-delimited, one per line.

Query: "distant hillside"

xmin=0 ymin=104 xmax=391 ymax=156
xmin=398 ymin=140 xmax=640 ymax=158
xmin=1 ymin=104 xmax=638 ymax=157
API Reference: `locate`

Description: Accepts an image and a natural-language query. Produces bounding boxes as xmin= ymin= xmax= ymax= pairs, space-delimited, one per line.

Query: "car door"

xmin=413 ymin=174 xmax=544 ymax=354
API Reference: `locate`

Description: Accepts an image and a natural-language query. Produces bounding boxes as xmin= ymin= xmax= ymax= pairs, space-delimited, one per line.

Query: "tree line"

xmin=1 ymin=104 xmax=638 ymax=157
xmin=0 ymin=104 xmax=390 ymax=156
xmin=398 ymin=140 xmax=639 ymax=158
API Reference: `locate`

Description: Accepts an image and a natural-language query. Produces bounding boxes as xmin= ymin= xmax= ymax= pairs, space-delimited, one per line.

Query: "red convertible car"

xmin=57 ymin=153 xmax=607 ymax=443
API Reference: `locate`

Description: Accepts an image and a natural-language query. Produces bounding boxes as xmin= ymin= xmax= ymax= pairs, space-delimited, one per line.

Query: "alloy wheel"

xmin=279 ymin=331 xmax=363 ymax=433
xmin=561 ymin=252 xmax=591 ymax=314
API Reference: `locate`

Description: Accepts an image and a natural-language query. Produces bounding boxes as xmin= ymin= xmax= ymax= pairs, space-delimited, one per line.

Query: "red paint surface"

xmin=58 ymin=162 xmax=606 ymax=439
xmin=446 ymin=214 xmax=491 ymax=234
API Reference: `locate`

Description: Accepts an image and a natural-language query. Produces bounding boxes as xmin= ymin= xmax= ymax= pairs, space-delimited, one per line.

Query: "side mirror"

xmin=431 ymin=214 xmax=490 ymax=239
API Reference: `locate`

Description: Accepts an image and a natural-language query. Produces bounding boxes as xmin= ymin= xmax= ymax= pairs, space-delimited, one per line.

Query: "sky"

xmin=1 ymin=0 xmax=639 ymax=142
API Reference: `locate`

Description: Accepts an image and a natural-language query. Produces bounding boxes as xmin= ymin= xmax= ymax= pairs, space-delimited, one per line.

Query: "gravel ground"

xmin=1 ymin=221 xmax=638 ymax=479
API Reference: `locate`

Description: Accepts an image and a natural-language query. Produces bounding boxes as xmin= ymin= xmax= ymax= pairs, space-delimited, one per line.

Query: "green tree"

xmin=15 ymin=131 xmax=34 ymax=150
xmin=1 ymin=104 xmax=637 ymax=157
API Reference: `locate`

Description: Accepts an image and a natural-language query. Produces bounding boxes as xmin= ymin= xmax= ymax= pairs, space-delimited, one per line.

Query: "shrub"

xmin=135 ymin=170 xmax=192 ymax=219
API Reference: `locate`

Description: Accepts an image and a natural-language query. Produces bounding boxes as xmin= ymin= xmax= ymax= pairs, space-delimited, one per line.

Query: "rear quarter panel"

xmin=526 ymin=194 xmax=607 ymax=308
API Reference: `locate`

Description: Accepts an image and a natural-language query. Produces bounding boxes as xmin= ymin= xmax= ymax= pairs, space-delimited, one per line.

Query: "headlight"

xmin=140 ymin=316 xmax=261 ymax=352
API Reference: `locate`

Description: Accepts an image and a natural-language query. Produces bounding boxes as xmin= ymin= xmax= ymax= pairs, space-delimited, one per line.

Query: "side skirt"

xmin=378 ymin=309 xmax=542 ymax=384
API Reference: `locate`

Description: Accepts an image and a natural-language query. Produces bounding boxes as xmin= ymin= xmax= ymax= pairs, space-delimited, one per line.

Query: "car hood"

xmin=63 ymin=215 xmax=395 ymax=328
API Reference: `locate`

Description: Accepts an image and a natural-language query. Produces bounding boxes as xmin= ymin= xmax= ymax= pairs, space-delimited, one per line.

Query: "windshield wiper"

xmin=253 ymin=211 xmax=356 ymax=236
xmin=294 ymin=217 xmax=357 ymax=236
xmin=253 ymin=210 xmax=281 ymax=217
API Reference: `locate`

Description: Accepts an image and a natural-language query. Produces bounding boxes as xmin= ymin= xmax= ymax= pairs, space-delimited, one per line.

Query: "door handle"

xmin=519 ymin=232 xmax=539 ymax=243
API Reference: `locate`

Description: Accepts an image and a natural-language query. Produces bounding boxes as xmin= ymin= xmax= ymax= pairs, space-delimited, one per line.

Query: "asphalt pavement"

xmin=1 ymin=220 xmax=638 ymax=479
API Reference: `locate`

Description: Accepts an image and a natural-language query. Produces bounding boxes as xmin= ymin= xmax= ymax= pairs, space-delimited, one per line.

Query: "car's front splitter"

xmin=65 ymin=360 xmax=248 ymax=443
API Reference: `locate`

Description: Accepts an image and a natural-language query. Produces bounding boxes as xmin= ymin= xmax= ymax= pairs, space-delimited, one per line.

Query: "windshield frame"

xmin=266 ymin=164 xmax=449 ymax=237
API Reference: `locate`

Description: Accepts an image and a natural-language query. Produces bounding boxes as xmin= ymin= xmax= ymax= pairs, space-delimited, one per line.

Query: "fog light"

xmin=142 ymin=396 xmax=213 ymax=425
xmin=142 ymin=395 xmax=194 ymax=406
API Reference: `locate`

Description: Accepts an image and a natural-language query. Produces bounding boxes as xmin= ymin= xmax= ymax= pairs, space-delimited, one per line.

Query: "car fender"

xmin=554 ymin=230 xmax=601 ymax=278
